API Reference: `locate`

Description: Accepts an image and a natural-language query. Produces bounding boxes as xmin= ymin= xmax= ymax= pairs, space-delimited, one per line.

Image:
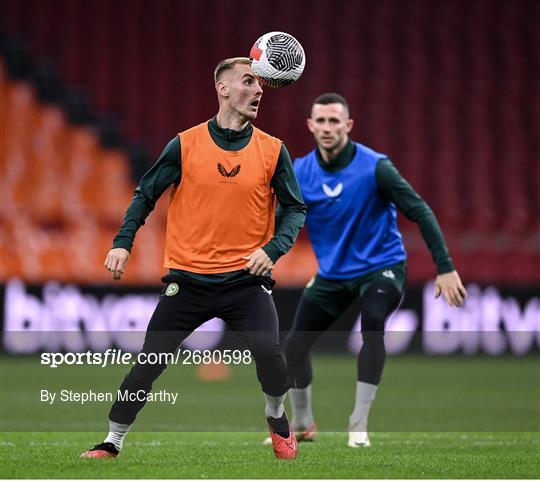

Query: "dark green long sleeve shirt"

xmin=113 ymin=117 xmax=306 ymax=283
xmin=312 ymin=140 xmax=454 ymax=274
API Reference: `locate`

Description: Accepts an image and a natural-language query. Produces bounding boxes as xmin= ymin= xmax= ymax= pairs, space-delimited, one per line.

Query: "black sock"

xmin=267 ymin=413 xmax=290 ymax=438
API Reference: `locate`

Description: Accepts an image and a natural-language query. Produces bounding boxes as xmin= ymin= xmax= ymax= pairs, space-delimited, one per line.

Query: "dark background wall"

xmin=1 ymin=0 xmax=539 ymax=285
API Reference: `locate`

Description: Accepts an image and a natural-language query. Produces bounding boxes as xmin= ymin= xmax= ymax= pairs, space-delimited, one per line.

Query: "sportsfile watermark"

xmin=40 ymin=349 xmax=253 ymax=369
xmin=1 ymin=331 xmax=539 ymax=433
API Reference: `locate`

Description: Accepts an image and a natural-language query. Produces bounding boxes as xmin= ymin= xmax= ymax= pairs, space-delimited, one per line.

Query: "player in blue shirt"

xmin=284 ymin=93 xmax=467 ymax=447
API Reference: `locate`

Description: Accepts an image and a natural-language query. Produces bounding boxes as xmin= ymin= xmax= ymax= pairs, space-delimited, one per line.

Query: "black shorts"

xmin=302 ymin=262 xmax=407 ymax=318
xmin=150 ymin=273 xmax=276 ymax=332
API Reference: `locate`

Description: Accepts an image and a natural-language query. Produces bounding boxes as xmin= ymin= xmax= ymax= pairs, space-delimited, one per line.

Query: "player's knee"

xmin=360 ymin=313 xmax=386 ymax=332
xmin=250 ymin=341 xmax=282 ymax=364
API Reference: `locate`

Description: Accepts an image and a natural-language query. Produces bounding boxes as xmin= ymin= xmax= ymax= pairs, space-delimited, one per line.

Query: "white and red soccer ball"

xmin=249 ymin=31 xmax=306 ymax=88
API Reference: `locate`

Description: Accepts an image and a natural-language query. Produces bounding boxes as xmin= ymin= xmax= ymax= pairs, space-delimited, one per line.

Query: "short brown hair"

xmin=214 ymin=57 xmax=251 ymax=83
xmin=312 ymin=92 xmax=349 ymax=114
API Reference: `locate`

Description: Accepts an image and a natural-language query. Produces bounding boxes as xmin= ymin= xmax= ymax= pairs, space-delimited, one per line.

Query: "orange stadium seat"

xmin=0 ymin=67 xmax=146 ymax=285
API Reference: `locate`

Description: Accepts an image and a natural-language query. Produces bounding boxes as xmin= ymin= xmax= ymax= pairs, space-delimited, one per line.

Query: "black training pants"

xmin=284 ymin=280 xmax=402 ymax=388
xmin=109 ymin=278 xmax=289 ymax=425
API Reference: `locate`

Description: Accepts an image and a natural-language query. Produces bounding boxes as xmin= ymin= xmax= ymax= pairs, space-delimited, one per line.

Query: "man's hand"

xmin=434 ymin=270 xmax=467 ymax=307
xmin=104 ymin=248 xmax=130 ymax=281
xmin=243 ymin=249 xmax=274 ymax=277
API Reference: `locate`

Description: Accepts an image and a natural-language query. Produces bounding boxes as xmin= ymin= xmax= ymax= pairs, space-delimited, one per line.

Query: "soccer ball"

xmin=249 ymin=31 xmax=306 ymax=88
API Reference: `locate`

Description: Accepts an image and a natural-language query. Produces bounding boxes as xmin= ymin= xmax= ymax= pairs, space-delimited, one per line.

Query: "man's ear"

xmin=216 ymin=80 xmax=229 ymax=98
xmin=346 ymin=118 xmax=354 ymax=133
xmin=307 ymin=118 xmax=314 ymax=133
